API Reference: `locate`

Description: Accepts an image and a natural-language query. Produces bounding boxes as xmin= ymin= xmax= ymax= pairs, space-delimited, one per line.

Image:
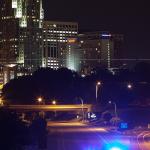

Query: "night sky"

xmin=43 ymin=0 xmax=150 ymax=59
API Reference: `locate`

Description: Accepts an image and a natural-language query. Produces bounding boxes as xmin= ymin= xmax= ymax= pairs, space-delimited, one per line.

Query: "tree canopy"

xmin=2 ymin=63 xmax=150 ymax=106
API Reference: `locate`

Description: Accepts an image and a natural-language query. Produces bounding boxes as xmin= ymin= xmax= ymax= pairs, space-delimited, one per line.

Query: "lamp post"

xmin=96 ymin=81 xmax=101 ymax=103
xmin=52 ymin=100 xmax=57 ymax=117
xmin=109 ymin=101 xmax=117 ymax=118
xmin=78 ymin=97 xmax=84 ymax=121
xmin=0 ymin=98 xmax=4 ymax=106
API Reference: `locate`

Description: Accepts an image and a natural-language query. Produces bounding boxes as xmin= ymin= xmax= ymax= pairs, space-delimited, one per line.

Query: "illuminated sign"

xmin=120 ymin=122 xmax=128 ymax=129
xmin=68 ymin=39 xmax=76 ymax=43
xmin=101 ymin=34 xmax=112 ymax=38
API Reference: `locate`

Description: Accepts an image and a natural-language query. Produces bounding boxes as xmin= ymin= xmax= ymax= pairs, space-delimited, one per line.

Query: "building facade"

xmin=0 ymin=0 xmax=44 ymax=72
xmin=65 ymin=38 xmax=83 ymax=72
xmin=78 ymin=32 xmax=124 ymax=74
xmin=42 ymin=21 xmax=78 ymax=69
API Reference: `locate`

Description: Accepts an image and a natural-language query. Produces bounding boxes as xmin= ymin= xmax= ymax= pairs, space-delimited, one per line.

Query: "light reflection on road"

xmin=47 ymin=121 xmax=150 ymax=150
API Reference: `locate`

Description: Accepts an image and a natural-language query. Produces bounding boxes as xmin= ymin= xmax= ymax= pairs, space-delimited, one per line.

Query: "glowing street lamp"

xmin=52 ymin=100 xmax=57 ymax=117
xmin=127 ymin=83 xmax=132 ymax=89
xmin=37 ymin=97 xmax=43 ymax=104
xmin=96 ymin=81 xmax=101 ymax=102
xmin=52 ymin=100 xmax=56 ymax=105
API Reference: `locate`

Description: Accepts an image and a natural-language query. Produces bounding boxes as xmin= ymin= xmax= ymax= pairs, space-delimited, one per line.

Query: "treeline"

xmin=2 ymin=62 xmax=150 ymax=106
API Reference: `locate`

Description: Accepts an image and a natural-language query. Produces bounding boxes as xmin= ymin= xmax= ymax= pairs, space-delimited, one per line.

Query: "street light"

xmin=52 ymin=100 xmax=56 ymax=105
xmin=37 ymin=97 xmax=43 ymax=104
xmin=52 ymin=100 xmax=57 ymax=117
xmin=96 ymin=81 xmax=101 ymax=103
xmin=127 ymin=83 xmax=132 ymax=89
xmin=109 ymin=101 xmax=118 ymax=118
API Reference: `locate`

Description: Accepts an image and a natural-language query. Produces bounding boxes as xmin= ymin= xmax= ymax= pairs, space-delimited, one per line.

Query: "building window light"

xmin=12 ymin=0 xmax=17 ymax=8
xmin=53 ymin=24 xmax=57 ymax=27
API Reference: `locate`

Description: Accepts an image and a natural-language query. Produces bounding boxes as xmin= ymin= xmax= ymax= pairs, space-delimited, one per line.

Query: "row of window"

xmin=43 ymin=47 xmax=58 ymax=58
xmin=45 ymin=24 xmax=77 ymax=29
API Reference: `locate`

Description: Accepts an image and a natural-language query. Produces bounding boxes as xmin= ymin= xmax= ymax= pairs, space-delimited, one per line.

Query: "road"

xmin=24 ymin=120 xmax=150 ymax=150
xmin=45 ymin=121 xmax=150 ymax=150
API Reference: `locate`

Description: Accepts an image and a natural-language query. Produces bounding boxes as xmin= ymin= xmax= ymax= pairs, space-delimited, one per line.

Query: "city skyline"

xmin=0 ymin=0 xmax=149 ymax=61
xmin=43 ymin=0 xmax=150 ymax=59
xmin=0 ymin=1 xmax=149 ymax=75
xmin=0 ymin=0 xmax=125 ymax=86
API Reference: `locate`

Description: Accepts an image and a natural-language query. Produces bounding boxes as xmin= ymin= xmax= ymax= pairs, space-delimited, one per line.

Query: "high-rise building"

xmin=0 ymin=0 xmax=44 ymax=72
xmin=65 ymin=38 xmax=83 ymax=72
xmin=78 ymin=32 xmax=124 ymax=73
xmin=42 ymin=21 xmax=78 ymax=69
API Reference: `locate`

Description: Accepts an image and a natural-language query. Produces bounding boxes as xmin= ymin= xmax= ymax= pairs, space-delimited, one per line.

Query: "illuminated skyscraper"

xmin=65 ymin=38 xmax=83 ymax=72
xmin=42 ymin=21 xmax=78 ymax=69
xmin=0 ymin=0 xmax=44 ymax=72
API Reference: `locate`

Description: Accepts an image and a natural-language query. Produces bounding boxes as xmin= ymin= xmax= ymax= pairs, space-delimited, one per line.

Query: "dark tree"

xmin=0 ymin=108 xmax=30 ymax=149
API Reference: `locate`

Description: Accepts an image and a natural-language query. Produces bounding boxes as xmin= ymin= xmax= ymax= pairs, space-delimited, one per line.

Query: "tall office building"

xmin=42 ymin=21 xmax=78 ymax=69
xmin=65 ymin=38 xmax=83 ymax=72
xmin=0 ymin=0 xmax=44 ymax=72
xmin=78 ymin=32 xmax=124 ymax=73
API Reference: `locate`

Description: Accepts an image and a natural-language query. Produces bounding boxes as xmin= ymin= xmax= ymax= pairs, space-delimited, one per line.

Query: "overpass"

xmin=7 ymin=104 xmax=92 ymax=112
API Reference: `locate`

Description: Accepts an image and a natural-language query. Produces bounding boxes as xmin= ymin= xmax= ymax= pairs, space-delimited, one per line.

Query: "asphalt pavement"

xmin=24 ymin=121 xmax=150 ymax=150
xmin=46 ymin=121 xmax=150 ymax=150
